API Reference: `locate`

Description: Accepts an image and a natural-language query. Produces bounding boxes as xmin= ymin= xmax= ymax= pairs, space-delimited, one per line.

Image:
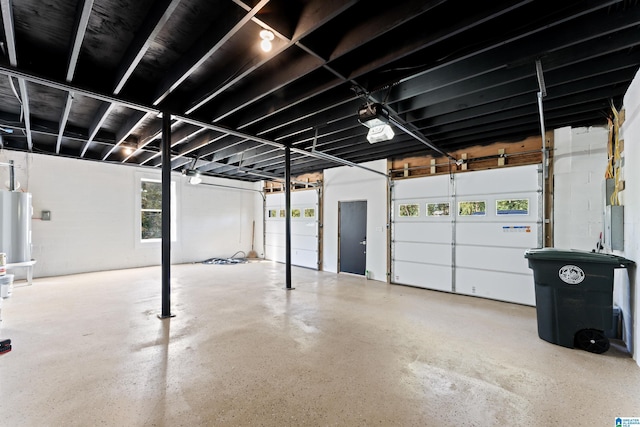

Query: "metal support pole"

xmin=284 ymin=144 xmax=294 ymax=290
xmin=159 ymin=112 xmax=175 ymax=319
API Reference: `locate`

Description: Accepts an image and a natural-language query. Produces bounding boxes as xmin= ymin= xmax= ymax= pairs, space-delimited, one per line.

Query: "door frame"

xmin=338 ymin=200 xmax=368 ymax=275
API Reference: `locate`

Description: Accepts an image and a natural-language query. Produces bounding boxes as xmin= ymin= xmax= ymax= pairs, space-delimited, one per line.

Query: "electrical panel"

xmin=605 ymin=205 xmax=624 ymax=251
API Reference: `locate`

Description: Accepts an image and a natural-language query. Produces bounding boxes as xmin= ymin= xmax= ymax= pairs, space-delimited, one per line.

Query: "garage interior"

xmin=1 ymin=1 xmax=640 ymax=425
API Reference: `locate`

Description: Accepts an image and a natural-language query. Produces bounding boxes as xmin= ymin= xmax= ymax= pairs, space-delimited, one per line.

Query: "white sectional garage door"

xmin=265 ymin=189 xmax=320 ymax=270
xmin=391 ymin=164 xmax=541 ymax=306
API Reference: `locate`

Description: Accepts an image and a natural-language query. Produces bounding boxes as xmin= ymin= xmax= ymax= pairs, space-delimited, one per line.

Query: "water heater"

xmin=0 ymin=191 xmax=32 ymax=263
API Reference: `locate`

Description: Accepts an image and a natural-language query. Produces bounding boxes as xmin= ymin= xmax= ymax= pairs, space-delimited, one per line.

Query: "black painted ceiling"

xmin=0 ymin=0 xmax=638 ymax=182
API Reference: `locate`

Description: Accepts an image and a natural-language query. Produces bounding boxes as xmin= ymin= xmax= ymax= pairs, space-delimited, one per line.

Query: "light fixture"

xmin=357 ymin=103 xmax=395 ymax=143
xmin=121 ymin=141 xmax=138 ymax=155
xmin=366 ymin=125 xmax=395 ymax=143
xmin=182 ymin=169 xmax=203 ymax=185
xmin=260 ymin=30 xmax=274 ymax=52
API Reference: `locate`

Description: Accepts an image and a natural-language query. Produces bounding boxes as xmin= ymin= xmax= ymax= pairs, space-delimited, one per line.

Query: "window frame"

xmin=138 ymin=177 xmax=178 ymax=244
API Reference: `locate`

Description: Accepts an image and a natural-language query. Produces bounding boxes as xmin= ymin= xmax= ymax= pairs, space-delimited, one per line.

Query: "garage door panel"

xmin=393 ymin=261 xmax=452 ymax=292
xmin=265 ymin=232 xmax=284 ymax=248
xmin=292 ymin=234 xmax=317 ymax=250
xmin=456 ymin=245 xmax=531 ymax=275
xmin=392 ymin=164 xmax=540 ymax=306
xmin=456 ymin=268 xmax=535 ymax=306
xmin=456 ymin=223 xmax=538 ymax=247
xmin=456 ymin=165 xmax=540 ymax=195
xmin=292 ymin=221 xmax=317 ymax=236
xmin=292 ymin=249 xmax=318 ymax=269
xmin=393 ymin=222 xmax=452 ymax=243
xmin=265 ymin=190 xmax=319 ymax=269
xmin=265 ymin=245 xmax=284 ymax=263
xmin=393 ymin=175 xmax=450 ymax=199
xmin=394 ymin=241 xmax=451 ymax=265
xmin=265 ymin=221 xmax=283 ymax=234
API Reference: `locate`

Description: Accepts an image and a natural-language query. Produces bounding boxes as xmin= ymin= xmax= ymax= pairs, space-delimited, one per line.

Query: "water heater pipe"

xmin=9 ymin=160 xmax=15 ymax=191
xmin=0 ymin=160 xmax=16 ymax=191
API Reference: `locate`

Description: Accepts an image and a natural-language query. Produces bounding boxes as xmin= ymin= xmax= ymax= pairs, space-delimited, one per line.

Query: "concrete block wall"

xmin=618 ymin=67 xmax=640 ymax=365
xmin=553 ymin=125 xmax=609 ymax=251
xmin=0 ymin=151 xmax=262 ymax=279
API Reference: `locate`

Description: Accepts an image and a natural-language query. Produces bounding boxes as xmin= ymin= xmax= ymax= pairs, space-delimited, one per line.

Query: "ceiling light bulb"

xmin=260 ymin=39 xmax=272 ymax=52
xmin=189 ymin=176 xmax=202 ymax=185
xmin=260 ymin=30 xmax=274 ymax=41
xmin=259 ymin=30 xmax=274 ymax=52
xmin=123 ymin=147 xmax=133 ymax=155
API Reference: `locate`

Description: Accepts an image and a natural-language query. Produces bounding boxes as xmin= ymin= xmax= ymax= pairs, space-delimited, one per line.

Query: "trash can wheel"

xmin=574 ymin=329 xmax=610 ymax=354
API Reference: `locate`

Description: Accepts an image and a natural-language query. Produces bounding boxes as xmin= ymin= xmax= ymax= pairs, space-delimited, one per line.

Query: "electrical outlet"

xmin=42 ymin=210 xmax=51 ymax=221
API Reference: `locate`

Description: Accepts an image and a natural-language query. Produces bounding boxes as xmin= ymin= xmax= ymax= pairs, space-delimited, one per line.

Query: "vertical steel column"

xmin=159 ymin=112 xmax=174 ymax=318
xmin=284 ymin=145 xmax=294 ymax=290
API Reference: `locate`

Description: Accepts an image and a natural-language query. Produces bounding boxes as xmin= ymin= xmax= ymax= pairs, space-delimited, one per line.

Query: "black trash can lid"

xmin=524 ymin=248 xmax=634 ymax=266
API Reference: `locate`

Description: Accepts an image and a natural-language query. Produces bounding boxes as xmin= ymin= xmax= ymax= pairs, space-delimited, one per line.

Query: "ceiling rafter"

xmin=102 ymin=110 xmax=149 ymax=160
xmin=184 ymin=0 xmax=360 ymax=117
xmin=80 ymin=0 xmax=182 ymax=159
xmin=2 ymin=0 xmax=31 ymax=151
xmin=135 ymin=122 xmax=206 ymax=164
xmin=113 ymin=0 xmax=181 ymax=95
xmin=1 ymin=1 xmax=640 ymax=182
xmin=81 ymin=102 xmax=114 ymax=157
xmin=56 ymin=0 xmax=94 ymax=154
xmin=383 ymin=0 xmax=626 ymax=104
xmin=152 ymin=0 xmax=271 ymax=106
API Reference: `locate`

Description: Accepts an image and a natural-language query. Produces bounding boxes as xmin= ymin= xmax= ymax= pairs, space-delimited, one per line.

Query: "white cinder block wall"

xmin=619 ymin=67 xmax=640 ymax=366
xmin=0 ymin=151 xmax=262 ymax=278
xmin=553 ymin=125 xmax=609 ymax=251
xmin=323 ymin=159 xmax=388 ymax=281
xmin=554 ymin=67 xmax=640 ymax=365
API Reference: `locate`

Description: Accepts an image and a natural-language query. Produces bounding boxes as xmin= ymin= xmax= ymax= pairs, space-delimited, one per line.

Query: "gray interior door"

xmin=339 ymin=200 xmax=367 ymax=275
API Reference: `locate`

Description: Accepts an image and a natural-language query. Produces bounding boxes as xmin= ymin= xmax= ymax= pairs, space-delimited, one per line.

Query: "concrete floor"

xmin=0 ymin=261 xmax=638 ymax=426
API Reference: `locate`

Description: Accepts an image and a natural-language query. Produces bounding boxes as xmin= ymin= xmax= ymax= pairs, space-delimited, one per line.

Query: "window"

xmin=140 ymin=178 xmax=176 ymax=241
xmin=398 ymin=204 xmax=420 ymax=217
xmin=291 ymin=208 xmax=301 ymax=218
xmin=496 ymin=199 xmax=529 ymax=215
xmin=458 ymin=201 xmax=486 ymax=216
xmin=268 ymin=209 xmax=277 ymax=218
xmin=279 ymin=209 xmax=285 ymax=218
xmin=427 ymin=202 xmax=450 ymax=217
xmin=304 ymin=208 xmax=315 ymax=218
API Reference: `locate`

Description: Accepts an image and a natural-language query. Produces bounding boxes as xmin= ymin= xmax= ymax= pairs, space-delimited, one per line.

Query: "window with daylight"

xmin=398 ymin=204 xmax=420 ymax=217
xmin=304 ymin=208 xmax=315 ymax=218
xmin=291 ymin=209 xmax=301 ymax=218
xmin=140 ymin=179 xmax=177 ymax=241
xmin=496 ymin=199 xmax=529 ymax=215
xmin=427 ymin=202 xmax=450 ymax=217
xmin=458 ymin=201 xmax=486 ymax=216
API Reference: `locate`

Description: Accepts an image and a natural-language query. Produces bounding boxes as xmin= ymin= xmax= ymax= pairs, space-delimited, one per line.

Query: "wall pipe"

xmin=9 ymin=160 xmax=15 ymax=191
xmin=535 ymin=59 xmax=548 ymax=248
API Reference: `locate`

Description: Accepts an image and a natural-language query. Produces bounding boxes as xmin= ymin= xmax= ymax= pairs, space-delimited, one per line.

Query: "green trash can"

xmin=524 ymin=248 xmax=634 ymax=353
